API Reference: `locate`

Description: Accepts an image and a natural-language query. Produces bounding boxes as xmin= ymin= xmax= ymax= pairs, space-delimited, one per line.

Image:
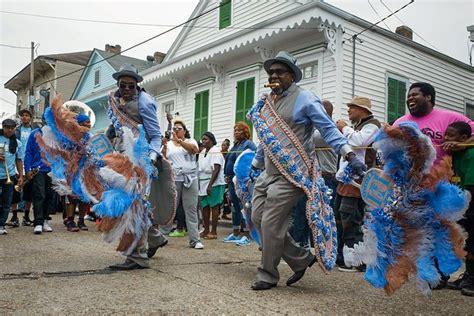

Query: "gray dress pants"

xmin=251 ymin=171 xmax=314 ymax=284
xmin=175 ymin=180 xmax=201 ymax=246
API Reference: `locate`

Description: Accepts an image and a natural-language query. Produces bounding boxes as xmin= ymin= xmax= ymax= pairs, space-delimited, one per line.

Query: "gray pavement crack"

xmin=1 ymin=259 xmax=280 ymax=312
xmin=0 ymin=268 xmax=119 ymax=280
xmin=0 ymin=260 xmax=259 ymax=281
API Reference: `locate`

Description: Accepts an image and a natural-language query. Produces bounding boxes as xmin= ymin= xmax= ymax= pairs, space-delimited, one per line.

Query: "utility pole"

xmin=29 ymin=41 xmax=35 ymax=117
xmin=467 ymin=25 xmax=474 ymax=66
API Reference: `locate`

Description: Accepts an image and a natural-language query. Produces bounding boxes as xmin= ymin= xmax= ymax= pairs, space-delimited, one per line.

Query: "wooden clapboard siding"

xmin=55 ymin=61 xmax=85 ymax=100
xmin=341 ymin=21 xmax=474 ymax=123
xmin=152 ymin=0 xmax=473 ymax=145
xmin=170 ymin=0 xmax=306 ymax=59
xmin=321 ymin=49 xmax=337 ymax=103
xmin=73 ymin=52 xmax=116 ymax=100
xmin=210 ymin=80 xmax=234 ymax=143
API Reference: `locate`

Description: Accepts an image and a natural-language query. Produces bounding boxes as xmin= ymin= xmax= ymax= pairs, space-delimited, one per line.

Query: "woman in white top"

xmin=162 ymin=119 xmax=203 ymax=249
xmin=198 ymin=131 xmax=225 ymax=239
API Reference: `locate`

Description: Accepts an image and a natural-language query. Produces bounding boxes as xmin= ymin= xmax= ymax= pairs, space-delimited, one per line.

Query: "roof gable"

xmin=44 ymin=51 xmax=91 ymax=66
xmin=71 ymin=49 xmax=114 ymax=100
xmin=4 ymin=50 xmax=92 ymax=91
xmin=164 ymin=0 xmax=209 ymax=62
xmin=157 ymin=0 xmax=472 ymax=75
xmin=164 ymin=0 xmax=315 ymax=62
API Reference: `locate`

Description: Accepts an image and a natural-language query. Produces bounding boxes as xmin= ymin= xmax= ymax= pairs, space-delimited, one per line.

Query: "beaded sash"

xmin=108 ymin=92 xmax=140 ymax=137
xmin=247 ymin=96 xmax=337 ymax=272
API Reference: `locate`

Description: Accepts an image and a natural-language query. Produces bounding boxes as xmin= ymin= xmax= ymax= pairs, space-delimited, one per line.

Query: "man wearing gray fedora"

xmin=334 ymin=96 xmax=381 ymax=272
xmin=248 ymin=51 xmax=366 ymax=290
xmin=106 ymin=64 xmax=170 ymax=270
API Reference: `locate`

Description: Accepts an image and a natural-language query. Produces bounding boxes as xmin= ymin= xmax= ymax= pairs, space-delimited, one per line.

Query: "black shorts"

xmin=10 ymin=179 xmax=33 ymax=205
xmin=22 ymin=181 xmax=33 ymax=202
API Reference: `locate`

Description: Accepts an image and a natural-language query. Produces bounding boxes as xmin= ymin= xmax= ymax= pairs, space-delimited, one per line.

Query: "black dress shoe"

xmin=251 ymin=281 xmax=277 ymax=291
xmin=286 ymin=255 xmax=318 ymax=286
xmin=108 ymin=259 xmax=149 ymax=271
xmin=147 ymin=239 xmax=169 ymax=258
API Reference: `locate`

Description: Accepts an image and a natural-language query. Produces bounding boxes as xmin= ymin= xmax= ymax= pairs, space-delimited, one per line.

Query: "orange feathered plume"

xmin=49 ymin=95 xmax=90 ymax=146
xmin=98 ymin=217 xmax=120 ymax=233
xmin=82 ymin=164 xmax=104 ymax=200
xmin=441 ymin=219 xmax=467 ymax=259
xmin=102 ymin=153 xmax=135 ymax=179
xmin=384 ymin=221 xmax=421 ymax=295
xmin=421 ymin=156 xmax=453 ymax=190
xmin=116 ymin=233 xmax=134 ymax=252
xmin=383 ymin=125 xmax=434 ymax=183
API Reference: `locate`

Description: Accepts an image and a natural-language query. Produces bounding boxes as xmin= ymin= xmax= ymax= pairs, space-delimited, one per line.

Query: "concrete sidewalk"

xmin=0 ymin=214 xmax=472 ymax=314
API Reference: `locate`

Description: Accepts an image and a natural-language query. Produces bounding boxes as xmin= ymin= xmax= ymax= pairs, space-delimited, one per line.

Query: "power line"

xmin=0 ymin=10 xmax=182 ymax=28
xmin=353 ymin=0 xmax=414 ymax=38
xmin=367 ymin=0 xmax=392 ymax=31
xmin=35 ymin=2 xmax=226 ymax=88
xmin=379 ymin=0 xmax=439 ymax=51
xmin=0 ymin=9 xmax=323 ymax=31
xmin=0 ymin=97 xmax=16 ymax=106
xmin=0 ymin=43 xmax=30 ymax=49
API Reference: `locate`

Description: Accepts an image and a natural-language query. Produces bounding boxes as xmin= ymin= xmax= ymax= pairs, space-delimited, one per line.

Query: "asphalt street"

xmin=0 ymin=213 xmax=472 ymax=314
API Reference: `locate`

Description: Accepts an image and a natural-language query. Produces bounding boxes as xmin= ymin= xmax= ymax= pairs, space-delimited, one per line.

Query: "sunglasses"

xmin=119 ymin=82 xmax=137 ymax=90
xmin=173 ymin=126 xmax=184 ymax=131
xmin=267 ymin=69 xmax=290 ymax=76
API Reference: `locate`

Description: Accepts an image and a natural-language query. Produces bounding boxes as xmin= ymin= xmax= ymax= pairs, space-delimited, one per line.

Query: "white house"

xmin=140 ymin=0 xmax=474 ymax=143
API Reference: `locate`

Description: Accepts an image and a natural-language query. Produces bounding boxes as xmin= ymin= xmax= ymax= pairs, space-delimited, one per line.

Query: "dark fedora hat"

xmin=112 ymin=64 xmax=143 ymax=83
xmin=263 ymin=51 xmax=302 ymax=83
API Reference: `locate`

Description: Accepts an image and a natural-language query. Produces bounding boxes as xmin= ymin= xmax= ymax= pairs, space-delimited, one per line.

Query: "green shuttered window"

xmin=235 ymin=77 xmax=255 ymax=132
xmin=194 ymin=90 xmax=209 ymax=142
xmin=387 ymin=77 xmax=407 ymax=123
xmin=219 ymin=0 xmax=231 ymax=29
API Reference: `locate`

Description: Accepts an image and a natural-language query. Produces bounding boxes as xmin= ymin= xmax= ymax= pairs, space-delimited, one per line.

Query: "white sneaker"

xmin=338 ymin=265 xmax=357 ymax=272
xmin=43 ymin=220 xmax=53 ymax=232
xmin=193 ymin=241 xmax=204 ymax=249
xmin=34 ymin=225 xmax=43 ymax=234
xmin=0 ymin=226 xmax=7 ymax=235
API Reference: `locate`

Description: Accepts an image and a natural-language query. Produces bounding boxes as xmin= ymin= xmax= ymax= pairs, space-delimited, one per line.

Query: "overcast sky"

xmin=1 ymin=0 xmax=473 ymax=115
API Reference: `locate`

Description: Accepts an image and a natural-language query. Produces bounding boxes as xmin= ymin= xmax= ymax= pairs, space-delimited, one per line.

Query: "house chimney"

xmin=105 ymin=44 xmax=121 ymax=54
xmin=146 ymin=52 xmax=166 ymax=64
xmin=395 ymin=26 xmax=413 ymax=40
xmin=153 ymin=52 xmax=166 ymax=64
xmin=468 ymin=25 xmax=474 ymax=42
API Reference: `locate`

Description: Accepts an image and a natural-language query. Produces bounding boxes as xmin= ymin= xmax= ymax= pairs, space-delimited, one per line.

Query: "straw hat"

xmin=347 ymin=96 xmax=373 ymax=114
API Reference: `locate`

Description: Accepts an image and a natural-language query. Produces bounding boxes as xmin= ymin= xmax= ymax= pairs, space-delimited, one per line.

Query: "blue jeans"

xmin=322 ymin=174 xmax=337 ymax=209
xmin=289 ymin=196 xmax=310 ymax=247
xmin=0 ymin=179 xmax=14 ymax=227
xmin=228 ymin=180 xmax=244 ymax=230
xmin=288 ymin=174 xmax=338 ymax=248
